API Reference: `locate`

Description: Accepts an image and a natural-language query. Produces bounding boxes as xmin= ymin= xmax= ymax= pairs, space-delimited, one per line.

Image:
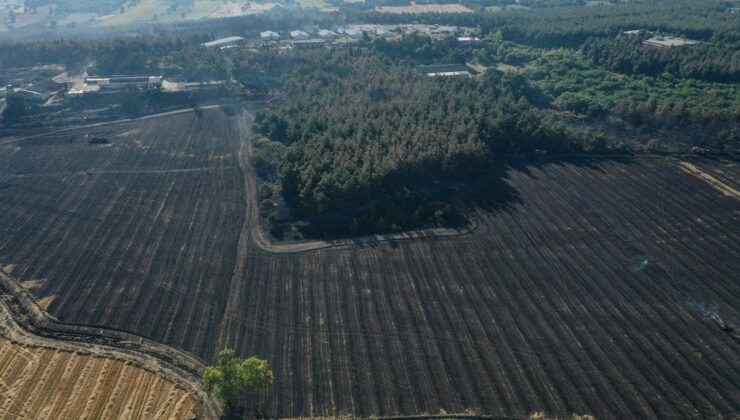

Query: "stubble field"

xmin=0 ymin=336 xmax=197 ymax=419
xmin=0 ymin=109 xmax=738 ymax=419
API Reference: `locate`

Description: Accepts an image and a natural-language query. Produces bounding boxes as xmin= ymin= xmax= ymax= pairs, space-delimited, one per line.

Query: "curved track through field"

xmin=0 ymin=271 xmax=220 ymax=419
xmin=1 ymin=108 xmax=739 ymax=419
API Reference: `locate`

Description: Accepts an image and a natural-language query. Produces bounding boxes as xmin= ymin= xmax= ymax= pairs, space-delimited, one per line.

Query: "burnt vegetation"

xmin=0 ymin=0 xmax=739 ymax=418
xmin=0 ymin=112 xmax=738 ymax=418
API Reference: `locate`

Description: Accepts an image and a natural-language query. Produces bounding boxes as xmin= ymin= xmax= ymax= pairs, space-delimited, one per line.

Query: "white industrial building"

xmin=457 ymin=36 xmax=480 ymax=44
xmin=260 ymin=31 xmax=280 ymax=42
xmin=376 ymin=28 xmax=393 ymax=38
xmin=85 ymin=76 xmax=162 ymax=91
xmin=318 ymin=29 xmax=338 ymax=39
xmin=415 ymin=64 xmax=472 ymax=77
xmin=290 ymin=30 xmax=309 ymax=40
xmin=201 ymin=36 xmax=246 ymax=49
xmin=643 ymin=35 xmax=702 ymax=48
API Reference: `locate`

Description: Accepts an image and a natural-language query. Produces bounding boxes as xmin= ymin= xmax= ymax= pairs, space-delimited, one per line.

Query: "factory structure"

xmin=66 ymin=75 xmax=162 ymax=97
xmin=85 ymin=76 xmax=163 ymax=91
xmin=642 ymin=35 xmax=702 ymax=48
xmin=10 ymin=24 xmax=479 ymax=101
xmin=201 ymin=36 xmax=246 ymax=49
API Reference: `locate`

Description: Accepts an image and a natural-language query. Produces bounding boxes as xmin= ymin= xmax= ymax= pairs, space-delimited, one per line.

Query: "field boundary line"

xmin=0 ymin=105 xmax=223 ymax=145
xmin=676 ymin=160 xmax=740 ymax=199
xmin=251 ymin=216 xmax=479 ymax=255
xmin=0 ymin=269 xmax=222 ymax=418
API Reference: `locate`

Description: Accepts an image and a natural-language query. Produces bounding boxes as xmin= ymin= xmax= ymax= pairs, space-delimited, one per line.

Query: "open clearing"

xmin=97 ymin=0 xmax=266 ymax=26
xmin=0 ymin=110 xmax=738 ymax=419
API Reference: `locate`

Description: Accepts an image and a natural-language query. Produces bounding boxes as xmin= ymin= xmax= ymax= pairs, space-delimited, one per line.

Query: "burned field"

xmin=229 ymin=157 xmax=740 ymax=419
xmin=1 ymin=110 xmax=739 ymax=419
xmin=0 ymin=109 xmax=246 ymax=356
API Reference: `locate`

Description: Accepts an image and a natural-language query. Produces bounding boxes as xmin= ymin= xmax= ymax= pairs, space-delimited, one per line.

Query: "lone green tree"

xmin=203 ymin=348 xmax=274 ymax=417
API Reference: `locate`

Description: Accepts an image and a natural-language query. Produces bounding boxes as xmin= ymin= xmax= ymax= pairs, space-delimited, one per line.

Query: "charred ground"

xmin=0 ymin=109 xmax=738 ymax=418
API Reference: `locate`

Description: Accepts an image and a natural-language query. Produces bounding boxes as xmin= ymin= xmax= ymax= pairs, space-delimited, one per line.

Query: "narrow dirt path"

xmin=216 ymin=110 xmax=258 ymax=351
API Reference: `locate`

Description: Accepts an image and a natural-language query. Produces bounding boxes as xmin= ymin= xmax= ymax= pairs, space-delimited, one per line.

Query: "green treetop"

xmin=203 ymin=348 xmax=274 ymax=413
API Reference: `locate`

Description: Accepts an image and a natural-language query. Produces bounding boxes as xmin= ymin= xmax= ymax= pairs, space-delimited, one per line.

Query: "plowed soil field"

xmin=1 ymin=109 xmax=738 ymax=419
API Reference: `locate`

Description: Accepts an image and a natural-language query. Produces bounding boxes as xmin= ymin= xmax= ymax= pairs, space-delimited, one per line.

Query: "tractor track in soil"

xmin=1 ymin=108 xmax=738 ymax=419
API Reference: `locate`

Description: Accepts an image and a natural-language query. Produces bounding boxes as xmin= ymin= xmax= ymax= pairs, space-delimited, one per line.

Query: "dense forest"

xmin=582 ymin=34 xmax=740 ymax=83
xmin=242 ymin=32 xmax=736 ymax=236
xmin=0 ymin=35 xmax=206 ymax=72
xmin=249 ymin=49 xmax=576 ymax=236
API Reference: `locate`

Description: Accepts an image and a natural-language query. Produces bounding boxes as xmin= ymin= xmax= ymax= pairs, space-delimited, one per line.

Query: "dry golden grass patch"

xmin=0 ymin=337 xmax=197 ymax=419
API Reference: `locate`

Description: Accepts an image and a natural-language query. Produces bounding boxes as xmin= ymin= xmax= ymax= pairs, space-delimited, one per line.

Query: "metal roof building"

xmin=290 ymin=30 xmax=309 ymax=40
xmin=643 ymin=36 xmax=701 ymax=48
xmin=376 ymin=28 xmax=393 ymax=38
xmin=318 ymin=29 xmax=338 ymax=39
xmin=415 ymin=64 xmax=472 ymax=77
xmin=260 ymin=31 xmax=280 ymax=41
xmin=201 ymin=36 xmax=246 ymax=48
xmin=85 ymin=76 xmax=162 ymax=91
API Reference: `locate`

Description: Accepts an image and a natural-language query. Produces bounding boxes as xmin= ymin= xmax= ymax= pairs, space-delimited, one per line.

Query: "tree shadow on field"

xmin=268 ymin=152 xmax=637 ymax=242
xmin=463 ymin=153 xmax=636 ymax=217
xmin=499 ymin=153 xmax=635 ymax=181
